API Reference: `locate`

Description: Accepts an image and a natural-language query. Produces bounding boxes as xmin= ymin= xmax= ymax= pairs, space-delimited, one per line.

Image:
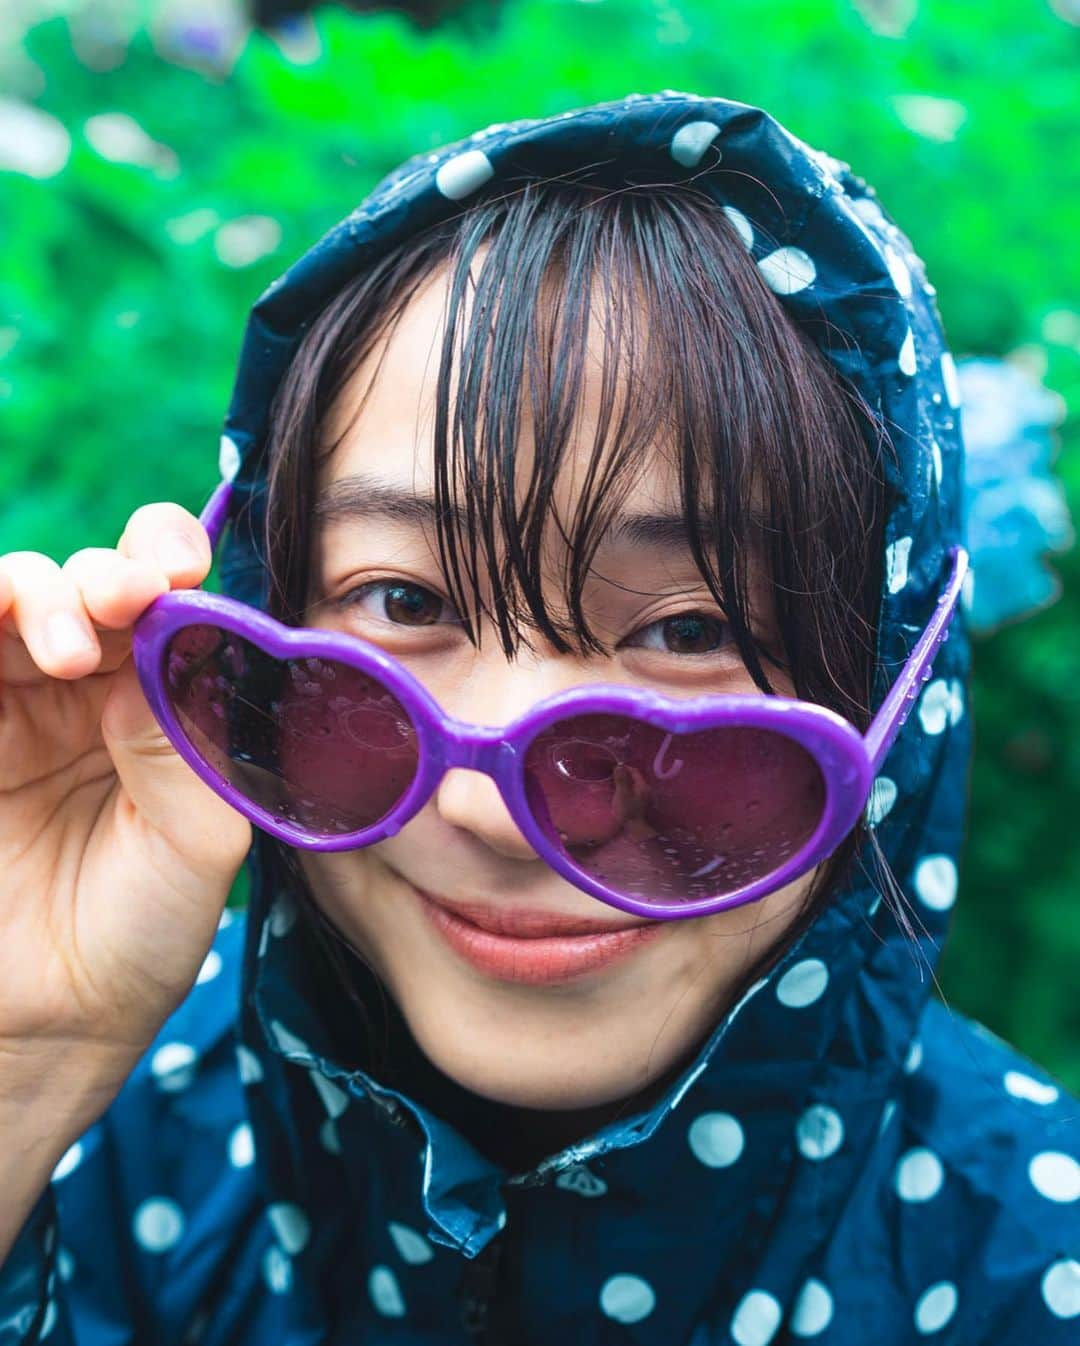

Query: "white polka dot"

xmin=940 ymin=352 xmax=962 ymax=408
xmin=196 ymin=949 xmax=222 ymax=984
xmin=133 ymin=1197 xmax=185 ymax=1252
xmin=1029 ymin=1151 xmax=1080 ymax=1203
xmin=791 ymin=1278 xmax=834 ymax=1336
xmin=896 ymin=1147 xmax=944 ymax=1202
xmin=688 ymin=1112 xmax=745 ymax=1168
xmin=904 ymin=1038 xmax=924 ymax=1074
xmin=930 ymin=440 xmax=943 ymax=490
xmin=885 ymin=245 xmax=913 ymax=298
xmin=866 ymin=776 xmax=897 ymax=826
xmin=228 ymin=1122 xmax=255 ymax=1168
xmin=51 ymin=1140 xmax=83 ymax=1181
xmin=731 ymin=1289 xmax=783 ymax=1346
xmin=758 ymin=247 xmax=816 ymax=296
xmin=8 ymin=1306 xmax=35 ymax=1335
xmin=369 ymin=1264 xmax=406 ymax=1317
xmin=670 ymin=120 xmax=722 ymax=167
xmin=40 ymin=1298 xmax=58 ymax=1339
xmin=219 ymin=434 xmax=241 ymax=482
xmin=777 ymin=957 xmax=830 ymax=1009
xmin=434 ymin=149 xmax=494 ymax=200
xmin=961 ymin=567 xmax=975 ymax=613
xmin=310 ymin=1070 xmax=349 ymax=1119
xmin=914 ymin=855 xmax=958 ymax=911
xmin=918 ymin=678 xmax=964 ymax=735
xmin=218 ymin=907 xmax=236 ymax=929
xmin=1042 ymin=1259 xmax=1080 ymax=1318
xmin=388 ymin=1221 xmax=434 ymax=1265
xmin=914 ymin=1281 xmax=958 ymax=1333
xmin=885 ymin=536 xmax=913 ymax=593
xmin=236 ymin=1044 xmax=263 ymax=1083
xmin=268 ymin=1202 xmax=310 ymax=1255
xmin=270 ymin=1019 xmax=313 ymax=1060
xmin=319 ymin=1117 xmax=342 ymax=1155
xmin=262 ymin=1244 xmax=292 ymax=1294
xmin=898 ymin=328 xmax=917 ymax=376
xmin=600 ymin=1274 xmax=656 ymax=1324
xmin=57 ymin=1246 xmax=76 ymax=1282
xmin=796 ymin=1105 xmax=844 ymax=1160
xmin=268 ymin=893 xmax=297 ymax=937
xmin=151 ymin=1042 xmax=198 ymax=1092
xmin=723 ymin=205 xmax=754 ymax=248
xmin=1004 ymin=1070 xmax=1059 ymax=1106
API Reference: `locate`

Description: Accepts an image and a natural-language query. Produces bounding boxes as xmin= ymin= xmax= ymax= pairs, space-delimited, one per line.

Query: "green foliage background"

xmin=2 ymin=1 xmax=1077 ymax=1090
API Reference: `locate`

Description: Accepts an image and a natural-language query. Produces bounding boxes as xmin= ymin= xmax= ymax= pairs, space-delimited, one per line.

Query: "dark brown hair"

xmin=258 ymin=176 xmax=892 ymax=1053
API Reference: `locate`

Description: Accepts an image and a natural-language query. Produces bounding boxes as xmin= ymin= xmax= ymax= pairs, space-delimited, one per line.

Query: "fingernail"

xmin=47 ymin=612 xmax=94 ymax=660
xmin=156 ymin=533 xmax=201 ymax=573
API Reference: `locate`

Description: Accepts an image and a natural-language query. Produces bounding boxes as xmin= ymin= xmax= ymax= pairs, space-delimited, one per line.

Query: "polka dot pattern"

xmin=228 ymin=1123 xmax=255 ymax=1169
xmin=151 ymin=1042 xmax=198 ymax=1092
xmin=670 ymin=120 xmax=721 ymax=167
xmin=899 ymin=328 xmax=917 ymax=376
xmin=267 ymin=1203 xmax=310 ymax=1255
xmin=723 ymin=205 xmax=754 ymax=248
xmin=777 ymin=958 xmax=829 ymax=1009
xmin=51 ymin=1141 xmax=83 ymax=1182
xmin=196 ymin=949 xmax=222 ymax=985
xmin=434 ymin=149 xmax=494 ymax=200
xmin=599 ymin=1274 xmax=656 ymax=1323
xmin=688 ymin=1112 xmax=745 ymax=1168
xmin=914 ymin=855 xmax=958 ymax=911
xmin=1028 ymin=1151 xmax=1080 ymax=1203
xmin=133 ymin=1198 xmax=185 ymax=1253
xmin=791 ymin=1278 xmax=834 ymax=1336
xmin=914 ymin=1281 xmax=957 ymax=1333
xmin=262 ymin=1244 xmax=292 ymax=1294
xmin=796 ymin=1105 xmax=845 ymax=1161
xmin=388 ymin=1221 xmax=434 ymax=1265
xmin=731 ymin=1289 xmax=782 ymax=1346
xmin=885 ymin=536 xmax=913 ymax=594
xmin=867 ymin=776 xmax=898 ymax=826
xmin=1004 ymin=1071 xmax=1059 ymax=1105
xmin=918 ymin=678 xmax=965 ymax=735
xmin=757 ymin=247 xmax=816 ymax=295
xmin=1042 ymin=1259 xmax=1080 ymax=1319
xmin=896 ymin=1147 xmax=944 ymax=1202
xmin=218 ymin=434 xmax=241 ymax=481
xmin=369 ymin=1264 xmax=406 ymax=1317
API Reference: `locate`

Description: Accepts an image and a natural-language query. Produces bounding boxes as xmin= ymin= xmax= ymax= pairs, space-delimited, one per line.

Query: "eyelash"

xmin=337 ymin=580 xmax=732 ymax=657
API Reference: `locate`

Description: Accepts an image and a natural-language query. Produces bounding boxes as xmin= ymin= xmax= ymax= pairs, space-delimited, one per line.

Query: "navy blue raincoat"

xmin=3 ymin=92 xmax=1077 ymax=1345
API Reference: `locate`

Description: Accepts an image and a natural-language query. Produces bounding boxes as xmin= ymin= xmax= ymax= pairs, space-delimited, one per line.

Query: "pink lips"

xmin=413 ymin=888 xmax=665 ymax=985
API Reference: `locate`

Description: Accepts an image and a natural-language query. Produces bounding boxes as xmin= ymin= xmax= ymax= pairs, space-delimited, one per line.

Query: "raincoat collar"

xmin=214 ymin=90 xmax=970 ymax=1320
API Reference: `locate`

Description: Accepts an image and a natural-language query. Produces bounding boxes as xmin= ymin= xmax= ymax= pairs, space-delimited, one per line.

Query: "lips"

xmin=414 ymin=890 xmax=659 ymax=939
xmin=411 ymin=886 xmax=666 ymax=985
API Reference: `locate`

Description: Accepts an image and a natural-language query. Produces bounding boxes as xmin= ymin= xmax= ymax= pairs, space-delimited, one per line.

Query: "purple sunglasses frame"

xmin=131 ymin=478 xmax=968 ymax=922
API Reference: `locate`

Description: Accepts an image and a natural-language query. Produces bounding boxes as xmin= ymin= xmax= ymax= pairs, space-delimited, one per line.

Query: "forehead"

xmin=315 ymin=254 xmax=683 ymax=523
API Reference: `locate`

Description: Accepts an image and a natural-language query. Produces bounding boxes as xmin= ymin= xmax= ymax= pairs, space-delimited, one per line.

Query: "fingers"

xmin=0 ymin=503 xmax=211 ymax=687
xmin=117 ymin=503 xmax=211 ymax=588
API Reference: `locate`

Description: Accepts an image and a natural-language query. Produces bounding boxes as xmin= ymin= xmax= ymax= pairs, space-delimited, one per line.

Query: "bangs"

xmin=266 ymin=177 xmax=888 ymax=721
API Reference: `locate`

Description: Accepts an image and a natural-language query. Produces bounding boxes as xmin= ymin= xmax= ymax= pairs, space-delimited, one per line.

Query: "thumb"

xmin=101 ymin=655 xmax=253 ymax=884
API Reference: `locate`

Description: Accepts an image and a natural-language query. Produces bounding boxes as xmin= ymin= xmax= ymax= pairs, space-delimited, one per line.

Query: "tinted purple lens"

xmin=163 ymin=624 xmax=419 ymax=835
xmin=523 ymin=713 xmax=826 ymax=905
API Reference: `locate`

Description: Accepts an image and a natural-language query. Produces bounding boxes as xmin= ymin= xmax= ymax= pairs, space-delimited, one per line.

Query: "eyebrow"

xmin=313 ymin=472 xmax=766 ymax=549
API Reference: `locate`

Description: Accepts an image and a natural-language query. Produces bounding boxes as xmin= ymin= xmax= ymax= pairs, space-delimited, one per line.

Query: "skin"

xmin=294 ymin=259 xmax=820 ymax=1169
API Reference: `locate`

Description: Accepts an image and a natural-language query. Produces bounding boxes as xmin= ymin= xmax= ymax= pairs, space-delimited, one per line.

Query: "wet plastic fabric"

xmin=3 ymin=92 xmax=1077 ymax=1346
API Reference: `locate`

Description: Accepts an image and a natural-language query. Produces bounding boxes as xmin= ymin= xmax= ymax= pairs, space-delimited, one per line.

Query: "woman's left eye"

xmin=337 ymin=580 xmax=461 ymax=628
xmin=623 ymin=611 xmax=731 ymax=656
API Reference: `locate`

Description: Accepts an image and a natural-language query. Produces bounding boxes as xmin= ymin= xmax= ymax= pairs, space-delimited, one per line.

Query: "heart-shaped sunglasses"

xmin=131 ymin=479 xmax=967 ymax=922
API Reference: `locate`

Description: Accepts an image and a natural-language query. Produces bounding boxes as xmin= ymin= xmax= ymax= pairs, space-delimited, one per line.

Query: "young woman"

xmin=0 ymin=92 xmax=1075 ymax=1345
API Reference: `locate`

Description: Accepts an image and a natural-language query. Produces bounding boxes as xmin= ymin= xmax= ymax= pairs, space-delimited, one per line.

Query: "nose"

xmin=434 ymin=768 xmax=540 ymax=861
xmin=431 ymin=650 xmax=592 ymax=863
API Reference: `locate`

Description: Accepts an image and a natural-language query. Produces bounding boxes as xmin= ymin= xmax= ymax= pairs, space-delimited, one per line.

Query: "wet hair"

xmin=257 ymin=176 xmax=892 ymax=1063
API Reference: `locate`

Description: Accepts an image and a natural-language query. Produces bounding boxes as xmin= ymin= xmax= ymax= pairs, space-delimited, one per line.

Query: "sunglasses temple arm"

xmin=864 ymin=545 xmax=969 ymax=778
xmin=198 ymin=478 xmax=235 ymax=555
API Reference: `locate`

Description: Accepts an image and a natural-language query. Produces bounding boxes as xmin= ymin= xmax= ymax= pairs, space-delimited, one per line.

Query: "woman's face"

xmin=296 ymin=261 xmax=820 ymax=1115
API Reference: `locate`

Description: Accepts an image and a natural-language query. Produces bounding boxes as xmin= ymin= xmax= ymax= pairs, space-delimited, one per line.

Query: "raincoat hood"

xmin=217 ymin=91 xmax=975 ymax=1338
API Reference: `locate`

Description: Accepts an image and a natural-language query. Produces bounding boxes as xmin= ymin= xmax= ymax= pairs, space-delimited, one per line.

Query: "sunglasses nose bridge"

xmin=440 ymin=722 xmax=512 ymax=781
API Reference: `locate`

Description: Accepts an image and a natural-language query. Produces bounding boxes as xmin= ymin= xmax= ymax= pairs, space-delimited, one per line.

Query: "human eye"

xmin=621 ymin=609 xmax=732 ymax=657
xmin=336 ymin=579 xmax=463 ymax=630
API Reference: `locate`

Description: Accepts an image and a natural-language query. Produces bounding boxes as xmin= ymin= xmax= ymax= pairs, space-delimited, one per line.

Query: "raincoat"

xmin=2 ymin=91 xmax=1077 ymax=1346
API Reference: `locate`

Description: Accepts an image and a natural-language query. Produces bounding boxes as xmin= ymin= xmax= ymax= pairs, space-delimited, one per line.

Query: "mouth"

xmin=412 ymin=886 xmax=665 ymax=986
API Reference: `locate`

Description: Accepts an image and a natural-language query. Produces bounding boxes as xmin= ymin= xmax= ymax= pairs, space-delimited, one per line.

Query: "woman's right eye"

xmin=337 ymin=580 xmax=463 ymax=628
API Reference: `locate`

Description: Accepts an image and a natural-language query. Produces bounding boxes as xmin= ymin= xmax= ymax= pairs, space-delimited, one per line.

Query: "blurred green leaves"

xmin=1 ymin=0 xmax=1077 ymax=1088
